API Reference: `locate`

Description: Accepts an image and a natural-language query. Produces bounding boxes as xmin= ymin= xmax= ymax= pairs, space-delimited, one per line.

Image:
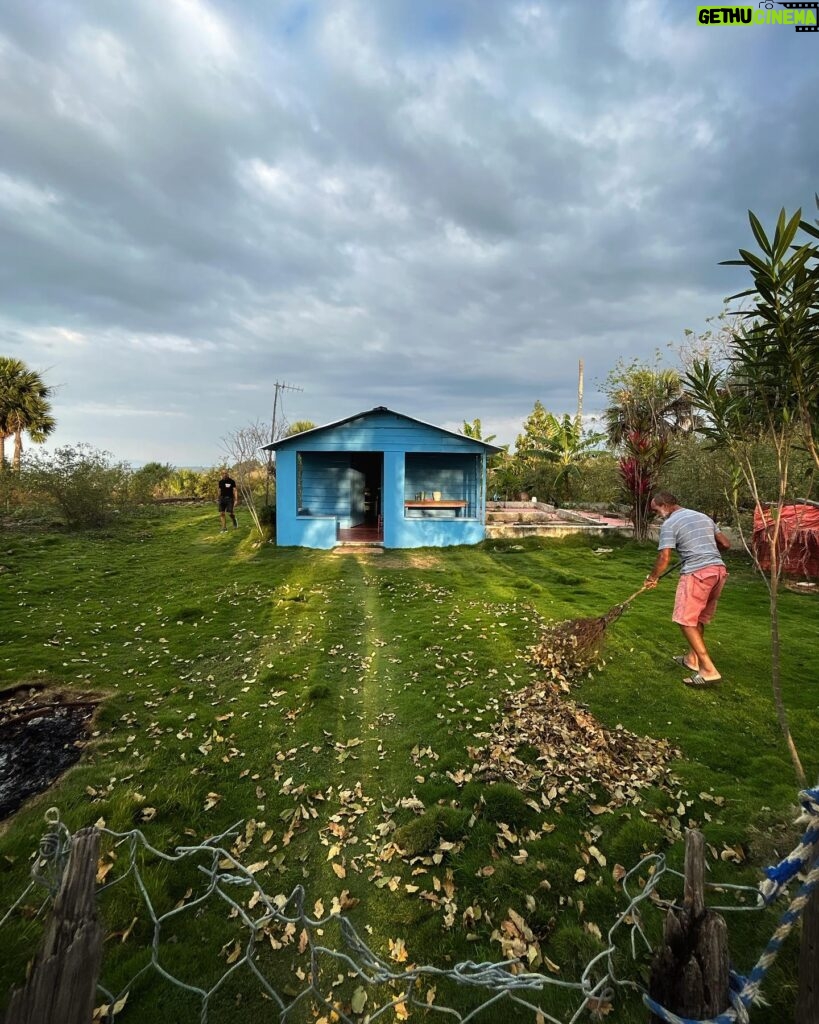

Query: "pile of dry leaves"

xmin=469 ymin=681 xmax=678 ymax=812
xmin=468 ymin=612 xmax=679 ymax=812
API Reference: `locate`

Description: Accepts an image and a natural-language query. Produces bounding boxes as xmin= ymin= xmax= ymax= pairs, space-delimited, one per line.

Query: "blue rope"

xmin=760 ymin=786 xmax=819 ymax=904
xmin=642 ymin=785 xmax=819 ymax=1024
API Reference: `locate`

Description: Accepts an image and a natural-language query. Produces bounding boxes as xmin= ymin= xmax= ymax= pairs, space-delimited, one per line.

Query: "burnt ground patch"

xmin=0 ymin=683 xmax=102 ymax=821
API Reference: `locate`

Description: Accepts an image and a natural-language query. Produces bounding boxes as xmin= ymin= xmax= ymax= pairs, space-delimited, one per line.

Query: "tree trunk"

xmin=12 ymin=429 xmax=22 ymax=471
xmin=0 ymin=432 xmax=6 ymax=472
xmin=769 ymin=564 xmax=806 ymax=786
xmin=3 ymin=827 xmax=102 ymax=1024
xmin=796 ymin=840 xmax=819 ymax=1024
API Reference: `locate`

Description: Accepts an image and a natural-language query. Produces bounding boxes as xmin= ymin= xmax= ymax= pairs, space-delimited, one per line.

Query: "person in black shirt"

xmin=218 ymin=469 xmax=239 ymax=532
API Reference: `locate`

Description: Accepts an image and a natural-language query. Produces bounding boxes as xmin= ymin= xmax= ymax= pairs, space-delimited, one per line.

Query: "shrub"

xmin=22 ymin=444 xmax=133 ymax=528
xmin=168 ymin=466 xmax=222 ymax=499
xmin=571 ymin=454 xmax=622 ymax=506
xmin=0 ymin=470 xmax=27 ymax=518
xmin=130 ymin=462 xmax=174 ymax=502
xmin=659 ymin=436 xmax=814 ymax=523
xmin=257 ymin=504 xmax=276 ymax=528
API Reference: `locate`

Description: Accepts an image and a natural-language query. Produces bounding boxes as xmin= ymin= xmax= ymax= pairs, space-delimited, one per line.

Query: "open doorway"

xmin=340 ymin=452 xmax=383 ymax=542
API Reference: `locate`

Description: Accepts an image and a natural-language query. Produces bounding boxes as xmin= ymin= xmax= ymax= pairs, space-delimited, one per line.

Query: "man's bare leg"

xmin=679 ymin=624 xmax=720 ymax=680
xmin=678 ymin=624 xmax=706 ymax=671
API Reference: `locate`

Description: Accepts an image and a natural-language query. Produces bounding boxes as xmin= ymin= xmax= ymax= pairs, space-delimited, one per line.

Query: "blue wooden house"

xmin=264 ymin=407 xmax=502 ymax=549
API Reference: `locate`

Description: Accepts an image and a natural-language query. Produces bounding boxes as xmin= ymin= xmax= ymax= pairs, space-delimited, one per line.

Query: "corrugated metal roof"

xmin=261 ymin=406 xmax=504 ymax=453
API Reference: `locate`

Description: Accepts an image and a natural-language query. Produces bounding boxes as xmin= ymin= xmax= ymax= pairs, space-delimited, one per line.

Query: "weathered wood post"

xmin=648 ymin=829 xmax=729 ymax=1022
xmin=3 ymin=827 xmax=102 ymax=1024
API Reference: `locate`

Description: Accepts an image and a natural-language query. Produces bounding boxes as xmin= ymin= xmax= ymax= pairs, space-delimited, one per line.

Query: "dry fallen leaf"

xmin=96 ymin=860 xmax=115 ymax=884
xmin=388 ymin=937 xmax=409 ymax=963
xmin=588 ymin=995 xmax=615 ymax=1018
xmin=92 ymin=993 xmax=128 ymax=1020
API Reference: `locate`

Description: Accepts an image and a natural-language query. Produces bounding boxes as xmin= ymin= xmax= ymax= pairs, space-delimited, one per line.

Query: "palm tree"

xmin=0 ymin=358 xmax=56 ymax=471
xmin=460 ymin=418 xmax=497 ymax=445
xmin=285 ymin=420 xmax=317 ymax=437
xmin=602 ymin=362 xmax=697 ymax=537
xmin=461 ymin=418 xmax=508 ymax=490
xmin=603 ymin=365 xmax=697 ymax=446
xmin=531 ymin=413 xmax=606 ymax=502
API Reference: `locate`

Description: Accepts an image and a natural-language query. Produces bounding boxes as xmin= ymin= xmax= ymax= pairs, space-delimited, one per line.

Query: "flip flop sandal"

xmin=672 ymin=655 xmax=698 ymax=670
xmin=683 ymin=674 xmax=721 ymax=688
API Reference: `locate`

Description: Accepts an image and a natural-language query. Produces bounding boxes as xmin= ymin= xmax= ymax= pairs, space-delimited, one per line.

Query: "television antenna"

xmin=271 ymin=381 xmax=303 ymax=443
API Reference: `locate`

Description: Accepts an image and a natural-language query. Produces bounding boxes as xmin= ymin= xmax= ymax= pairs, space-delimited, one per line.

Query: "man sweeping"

xmin=644 ymin=491 xmax=730 ymax=688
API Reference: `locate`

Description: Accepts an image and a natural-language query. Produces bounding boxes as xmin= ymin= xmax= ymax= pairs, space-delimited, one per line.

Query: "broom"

xmin=531 ymin=562 xmax=679 ymax=680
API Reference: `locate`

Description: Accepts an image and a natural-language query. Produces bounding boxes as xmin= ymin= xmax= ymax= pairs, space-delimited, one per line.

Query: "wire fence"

xmin=5 ymin=794 xmax=816 ymax=1024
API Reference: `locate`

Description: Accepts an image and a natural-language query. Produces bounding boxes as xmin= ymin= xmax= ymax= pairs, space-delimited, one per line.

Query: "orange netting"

xmin=752 ymin=504 xmax=819 ymax=578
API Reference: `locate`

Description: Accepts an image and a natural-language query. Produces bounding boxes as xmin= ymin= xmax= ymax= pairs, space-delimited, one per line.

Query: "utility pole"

xmin=577 ymin=359 xmax=584 ymax=426
xmin=266 ymin=381 xmax=303 ymax=506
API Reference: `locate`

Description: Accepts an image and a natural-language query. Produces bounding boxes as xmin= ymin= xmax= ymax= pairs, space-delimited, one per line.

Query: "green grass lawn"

xmin=1 ymin=506 xmax=817 ymax=1023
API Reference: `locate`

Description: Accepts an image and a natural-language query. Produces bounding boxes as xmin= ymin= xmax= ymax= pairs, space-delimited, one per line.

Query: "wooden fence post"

xmin=3 ymin=827 xmax=102 ymax=1024
xmin=648 ymin=829 xmax=729 ymax=1022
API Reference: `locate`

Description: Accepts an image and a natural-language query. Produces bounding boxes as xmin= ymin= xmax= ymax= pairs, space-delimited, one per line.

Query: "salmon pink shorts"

xmin=672 ymin=566 xmax=728 ymax=627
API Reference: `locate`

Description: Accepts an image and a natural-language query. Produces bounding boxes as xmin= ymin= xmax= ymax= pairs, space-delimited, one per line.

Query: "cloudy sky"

xmin=2 ymin=0 xmax=817 ymax=464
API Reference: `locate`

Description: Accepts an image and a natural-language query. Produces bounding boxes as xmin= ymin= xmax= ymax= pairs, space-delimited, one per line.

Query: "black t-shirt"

xmin=218 ymin=477 xmax=236 ymax=498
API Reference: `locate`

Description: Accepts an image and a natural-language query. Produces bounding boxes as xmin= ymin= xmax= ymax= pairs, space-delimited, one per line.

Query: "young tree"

xmin=222 ymin=422 xmax=270 ymax=538
xmin=513 ymin=401 xmax=550 ymax=463
xmin=0 ymin=358 xmax=56 ymax=471
xmin=688 ymin=206 xmax=819 ymax=1019
xmin=510 ymin=400 xmax=552 ymax=496
xmin=686 ymin=208 xmax=819 ymax=788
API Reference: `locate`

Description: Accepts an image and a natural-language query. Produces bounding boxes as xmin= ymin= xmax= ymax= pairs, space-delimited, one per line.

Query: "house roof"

xmin=262 ymin=406 xmax=503 ymax=453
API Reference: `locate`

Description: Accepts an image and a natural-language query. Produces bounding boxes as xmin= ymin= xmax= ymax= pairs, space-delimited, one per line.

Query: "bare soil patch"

xmin=332 ymin=546 xmax=384 ymax=556
xmin=379 ymin=553 xmax=442 ymax=569
xmin=0 ymin=683 xmax=102 ymax=821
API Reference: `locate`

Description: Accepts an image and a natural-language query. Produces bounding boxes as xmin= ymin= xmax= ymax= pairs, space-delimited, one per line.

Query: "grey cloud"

xmin=1 ymin=0 xmax=816 ymax=463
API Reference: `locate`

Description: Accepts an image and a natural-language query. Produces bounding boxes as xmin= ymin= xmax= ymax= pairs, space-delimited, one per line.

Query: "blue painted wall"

xmin=404 ymin=453 xmax=479 ymax=517
xmin=274 ymin=411 xmax=491 ymax=549
xmin=300 ymin=452 xmax=350 ymax=516
xmin=276 ymin=411 xmax=484 ymax=455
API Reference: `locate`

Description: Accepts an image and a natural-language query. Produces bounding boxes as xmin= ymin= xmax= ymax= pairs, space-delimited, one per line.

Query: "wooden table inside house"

xmin=404 ymin=500 xmax=468 ymax=516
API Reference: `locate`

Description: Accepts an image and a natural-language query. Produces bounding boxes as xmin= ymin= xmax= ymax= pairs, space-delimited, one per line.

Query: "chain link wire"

xmin=2 ymin=806 xmax=785 ymax=1024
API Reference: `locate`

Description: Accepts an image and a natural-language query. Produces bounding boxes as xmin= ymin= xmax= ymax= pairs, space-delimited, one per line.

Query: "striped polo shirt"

xmin=658 ymin=508 xmax=725 ymax=574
